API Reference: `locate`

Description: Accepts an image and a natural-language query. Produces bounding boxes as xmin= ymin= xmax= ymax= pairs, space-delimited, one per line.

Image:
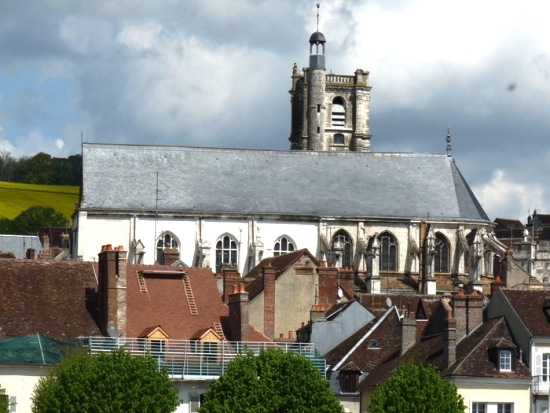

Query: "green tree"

xmin=0 ymin=385 xmax=12 ymax=412
xmin=11 ymin=206 xmax=67 ymax=235
xmin=32 ymin=348 xmax=180 ymax=413
xmin=368 ymin=361 xmax=466 ymax=413
xmin=199 ymin=348 xmax=344 ymax=413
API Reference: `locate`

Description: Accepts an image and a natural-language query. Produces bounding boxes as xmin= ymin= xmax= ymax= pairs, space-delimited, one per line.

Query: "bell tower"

xmin=289 ymin=6 xmax=373 ymax=152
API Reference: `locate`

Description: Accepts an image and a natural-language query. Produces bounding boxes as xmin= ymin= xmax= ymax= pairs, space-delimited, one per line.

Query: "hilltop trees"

xmin=0 ymin=151 xmax=81 ymax=185
xmin=32 ymin=348 xmax=180 ymax=413
xmin=368 ymin=361 xmax=466 ymax=413
xmin=198 ymin=348 xmax=344 ymax=413
xmin=0 ymin=206 xmax=67 ymax=235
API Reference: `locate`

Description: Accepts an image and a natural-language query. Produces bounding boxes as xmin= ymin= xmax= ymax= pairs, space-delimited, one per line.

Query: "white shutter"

xmin=536 ymin=354 xmax=542 ymax=376
xmin=9 ymin=396 xmax=16 ymax=412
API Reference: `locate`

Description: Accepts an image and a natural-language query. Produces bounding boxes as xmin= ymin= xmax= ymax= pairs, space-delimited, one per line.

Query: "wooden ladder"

xmin=182 ymin=275 xmax=198 ymax=316
xmin=137 ymin=273 xmax=148 ymax=293
xmin=213 ymin=322 xmax=225 ymax=340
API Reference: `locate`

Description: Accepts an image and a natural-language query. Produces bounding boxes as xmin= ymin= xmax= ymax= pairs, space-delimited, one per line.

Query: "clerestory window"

xmin=274 ymin=236 xmax=296 ymax=256
xmin=156 ymin=232 xmax=179 ymax=264
xmin=330 ymin=231 xmax=352 ymax=268
xmin=216 ymin=235 xmax=238 ymax=273
xmin=435 ymin=233 xmax=450 ymax=273
xmin=378 ymin=232 xmax=397 ymax=271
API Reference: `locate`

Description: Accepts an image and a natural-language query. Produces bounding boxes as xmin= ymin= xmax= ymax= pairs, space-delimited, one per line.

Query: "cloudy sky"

xmin=1 ymin=0 xmax=549 ymax=222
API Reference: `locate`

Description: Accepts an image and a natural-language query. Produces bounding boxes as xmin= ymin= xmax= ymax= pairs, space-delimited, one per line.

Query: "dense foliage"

xmin=31 ymin=348 xmax=180 ymax=413
xmin=368 ymin=361 xmax=466 ymax=413
xmin=0 ymin=386 xmax=11 ymax=412
xmin=199 ymin=348 xmax=344 ymax=413
xmin=0 ymin=206 xmax=67 ymax=235
xmin=0 ymin=151 xmax=81 ymax=186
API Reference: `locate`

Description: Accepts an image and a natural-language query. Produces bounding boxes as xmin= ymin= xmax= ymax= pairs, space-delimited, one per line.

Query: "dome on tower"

xmin=309 ymin=31 xmax=326 ymax=44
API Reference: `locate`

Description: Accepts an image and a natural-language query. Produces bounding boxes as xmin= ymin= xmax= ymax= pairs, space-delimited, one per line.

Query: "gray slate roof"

xmin=0 ymin=235 xmax=43 ymax=259
xmin=81 ymin=143 xmax=489 ymax=222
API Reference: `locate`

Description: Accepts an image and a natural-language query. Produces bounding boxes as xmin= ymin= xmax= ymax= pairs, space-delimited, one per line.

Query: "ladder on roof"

xmin=137 ymin=273 xmax=148 ymax=293
xmin=182 ymin=275 xmax=199 ymax=316
xmin=213 ymin=322 xmax=225 ymax=340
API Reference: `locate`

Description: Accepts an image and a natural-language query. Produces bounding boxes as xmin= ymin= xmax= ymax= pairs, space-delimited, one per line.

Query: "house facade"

xmin=487 ymin=288 xmax=550 ymax=413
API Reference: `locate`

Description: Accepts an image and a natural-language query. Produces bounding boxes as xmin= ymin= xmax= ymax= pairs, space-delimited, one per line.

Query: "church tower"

xmin=289 ymin=14 xmax=372 ymax=152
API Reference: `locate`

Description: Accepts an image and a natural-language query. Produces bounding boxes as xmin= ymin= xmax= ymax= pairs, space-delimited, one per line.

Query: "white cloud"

xmin=473 ymin=169 xmax=545 ymax=220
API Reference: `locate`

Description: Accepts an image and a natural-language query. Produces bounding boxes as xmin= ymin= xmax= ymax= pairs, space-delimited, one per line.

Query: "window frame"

xmin=340 ymin=371 xmax=359 ymax=393
xmin=216 ymin=234 xmax=238 ymax=273
xmin=330 ymin=231 xmax=352 ymax=268
xmin=156 ymin=231 xmax=180 ymax=264
xmin=378 ymin=232 xmax=398 ymax=272
xmin=434 ymin=232 xmax=450 ymax=273
xmin=499 ymin=349 xmax=513 ymax=372
xmin=273 ymin=236 xmax=296 ymax=257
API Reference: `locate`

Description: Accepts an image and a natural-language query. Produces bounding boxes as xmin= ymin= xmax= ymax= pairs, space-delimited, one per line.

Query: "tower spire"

xmin=316 ymin=3 xmax=320 ymax=32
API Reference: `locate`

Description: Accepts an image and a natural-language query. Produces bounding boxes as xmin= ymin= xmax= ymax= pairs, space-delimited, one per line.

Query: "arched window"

xmin=332 ymin=97 xmax=345 ymax=127
xmin=216 ymin=235 xmax=238 ymax=273
xmin=273 ymin=236 xmax=296 ymax=257
xmin=156 ymin=232 xmax=179 ymax=264
xmin=435 ymin=233 xmax=450 ymax=273
xmin=378 ymin=232 xmax=397 ymax=271
xmin=330 ymin=231 xmax=352 ymax=268
xmin=333 ymin=133 xmax=345 ymax=145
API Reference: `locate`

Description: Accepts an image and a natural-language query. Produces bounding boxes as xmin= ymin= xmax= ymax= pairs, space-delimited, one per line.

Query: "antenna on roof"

xmin=316 ymin=3 xmax=320 ymax=32
xmin=446 ymin=128 xmax=452 ymax=157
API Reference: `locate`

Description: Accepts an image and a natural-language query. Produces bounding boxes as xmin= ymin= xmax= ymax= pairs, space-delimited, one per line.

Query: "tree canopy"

xmin=31 ymin=348 xmax=180 ymax=413
xmin=2 ymin=206 xmax=68 ymax=235
xmin=198 ymin=348 xmax=344 ymax=413
xmin=368 ymin=361 xmax=466 ymax=413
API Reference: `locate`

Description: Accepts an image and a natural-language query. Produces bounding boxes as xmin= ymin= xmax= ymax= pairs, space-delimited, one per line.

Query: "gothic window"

xmin=333 ymin=133 xmax=345 ymax=145
xmin=216 ymin=234 xmax=238 ymax=273
xmin=378 ymin=232 xmax=397 ymax=271
xmin=273 ymin=236 xmax=296 ymax=256
xmin=330 ymin=231 xmax=352 ymax=268
xmin=331 ymin=97 xmax=345 ymax=127
xmin=435 ymin=233 xmax=450 ymax=273
xmin=156 ymin=232 xmax=179 ymax=264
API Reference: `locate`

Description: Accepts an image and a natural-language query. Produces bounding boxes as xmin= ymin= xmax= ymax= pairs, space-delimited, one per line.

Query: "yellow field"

xmin=0 ymin=181 xmax=79 ymax=221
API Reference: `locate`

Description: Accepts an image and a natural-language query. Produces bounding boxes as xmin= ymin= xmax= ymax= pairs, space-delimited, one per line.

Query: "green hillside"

xmin=0 ymin=181 xmax=79 ymax=222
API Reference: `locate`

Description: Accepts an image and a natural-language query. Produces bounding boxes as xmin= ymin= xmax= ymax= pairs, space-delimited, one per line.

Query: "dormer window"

xmin=340 ymin=371 xmax=360 ymax=393
xmin=499 ymin=349 xmax=512 ymax=371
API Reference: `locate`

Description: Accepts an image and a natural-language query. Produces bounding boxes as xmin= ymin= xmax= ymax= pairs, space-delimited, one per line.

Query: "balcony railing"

xmin=81 ymin=337 xmax=326 ymax=380
xmin=532 ymin=376 xmax=550 ymax=395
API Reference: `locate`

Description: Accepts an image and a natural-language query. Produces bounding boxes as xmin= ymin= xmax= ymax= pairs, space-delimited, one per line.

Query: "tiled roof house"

xmin=360 ymin=292 xmax=531 ymax=413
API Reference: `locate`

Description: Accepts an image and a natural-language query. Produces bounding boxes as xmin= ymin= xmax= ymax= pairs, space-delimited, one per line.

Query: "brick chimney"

xmin=491 ymin=275 xmax=505 ymax=296
xmin=222 ymin=268 xmax=242 ymax=304
xmin=317 ymin=262 xmax=338 ymax=309
xmin=339 ymin=266 xmax=355 ymax=296
xmin=263 ymin=263 xmax=276 ymax=340
xmin=400 ymin=310 xmax=417 ymax=355
xmin=453 ymin=289 xmax=483 ymax=339
xmin=467 ymin=290 xmax=483 ymax=334
xmin=453 ymin=290 xmax=467 ymax=340
xmin=98 ymin=244 xmax=127 ymax=337
xmin=310 ymin=304 xmax=326 ymax=322
xmin=228 ymin=283 xmax=249 ymax=342
xmin=41 ymin=234 xmax=50 ymax=251
xmin=443 ymin=302 xmax=457 ymax=368
xmin=162 ymin=248 xmax=180 ymax=266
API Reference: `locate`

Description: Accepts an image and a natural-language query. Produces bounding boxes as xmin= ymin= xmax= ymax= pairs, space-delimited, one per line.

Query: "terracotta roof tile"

xmin=0 ymin=259 xmax=102 ymax=339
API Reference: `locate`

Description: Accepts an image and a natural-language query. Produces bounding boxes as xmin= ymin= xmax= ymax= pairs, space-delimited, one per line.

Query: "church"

xmin=72 ymin=26 xmax=501 ymax=293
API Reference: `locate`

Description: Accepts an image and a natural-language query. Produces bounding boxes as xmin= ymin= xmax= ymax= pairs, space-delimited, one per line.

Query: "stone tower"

xmin=289 ymin=30 xmax=372 ymax=152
